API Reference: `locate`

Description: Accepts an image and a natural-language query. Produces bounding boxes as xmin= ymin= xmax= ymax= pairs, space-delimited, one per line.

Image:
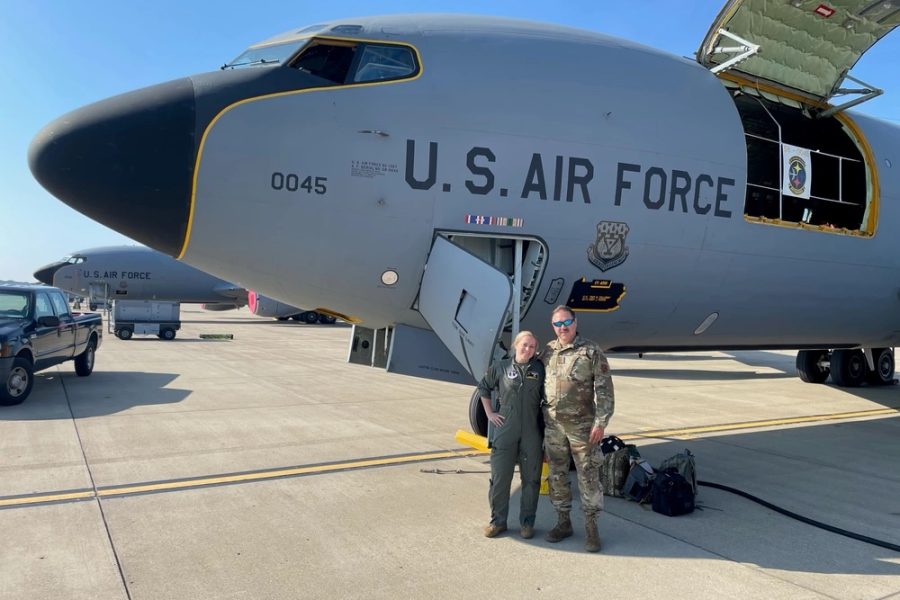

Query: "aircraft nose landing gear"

xmin=797 ymin=348 xmax=895 ymax=387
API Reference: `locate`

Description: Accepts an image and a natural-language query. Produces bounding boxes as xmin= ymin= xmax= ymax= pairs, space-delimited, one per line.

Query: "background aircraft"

xmin=27 ymin=6 xmax=900 ymax=431
xmin=34 ymin=246 xmax=334 ymax=323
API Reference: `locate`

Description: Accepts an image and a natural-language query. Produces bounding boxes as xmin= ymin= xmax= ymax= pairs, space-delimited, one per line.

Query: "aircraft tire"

xmin=303 ymin=311 xmax=319 ymax=324
xmin=117 ymin=328 xmax=133 ymax=341
xmin=866 ymin=348 xmax=895 ymax=385
xmin=0 ymin=357 xmax=33 ymax=406
xmin=74 ymin=337 xmax=96 ymax=376
xmin=796 ymin=350 xmax=830 ymax=384
xmin=830 ymin=349 xmax=866 ymax=387
xmin=468 ymin=388 xmax=488 ymax=437
xmin=319 ymin=314 xmax=336 ymax=325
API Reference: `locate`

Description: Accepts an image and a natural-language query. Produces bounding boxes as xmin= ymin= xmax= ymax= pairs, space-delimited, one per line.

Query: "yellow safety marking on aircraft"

xmin=0 ymin=448 xmax=482 ymax=510
xmin=178 ymin=36 xmax=425 ymax=260
xmin=836 ymin=110 xmax=880 ymax=236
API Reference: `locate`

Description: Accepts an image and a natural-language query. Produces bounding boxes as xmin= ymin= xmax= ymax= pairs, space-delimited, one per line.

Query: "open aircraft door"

xmin=417 ymin=235 xmax=513 ymax=380
xmin=698 ymin=0 xmax=898 ymax=114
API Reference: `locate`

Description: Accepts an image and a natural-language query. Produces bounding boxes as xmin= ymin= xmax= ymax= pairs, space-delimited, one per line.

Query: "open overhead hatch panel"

xmin=698 ymin=0 xmax=899 ymax=115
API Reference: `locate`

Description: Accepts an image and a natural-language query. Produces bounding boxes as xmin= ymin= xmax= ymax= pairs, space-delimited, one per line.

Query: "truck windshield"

xmin=0 ymin=291 xmax=30 ymax=318
xmin=223 ymin=40 xmax=309 ymax=70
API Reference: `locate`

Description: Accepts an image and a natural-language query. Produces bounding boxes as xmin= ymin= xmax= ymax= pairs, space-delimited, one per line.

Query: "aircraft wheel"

xmin=159 ymin=329 xmax=176 ymax=341
xmin=830 ymin=349 xmax=866 ymax=387
xmin=867 ymin=348 xmax=895 ymax=385
xmin=303 ymin=311 xmax=319 ymax=324
xmin=74 ymin=338 xmax=96 ymax=376
xmin=319 ymin=314 xmax=336 ymax=325
xmin=468 ymin=388 xmax=488 ymax=437
xmin=117 ymin=328 xmax=133 ymax=341
xmin=796 ymin=350 xmax=829 ymax=383
xmin=276 ymin=316 xmax=289 ymax=321
xmin=0 ymin=357 xmax=33 ymax=406
xmin=290 ymin=315 xmax=302 ymax=321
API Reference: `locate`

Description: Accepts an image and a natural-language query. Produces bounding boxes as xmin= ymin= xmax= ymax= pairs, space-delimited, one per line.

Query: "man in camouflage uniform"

xmin=542 ymin=305 xmax=615 ymax=552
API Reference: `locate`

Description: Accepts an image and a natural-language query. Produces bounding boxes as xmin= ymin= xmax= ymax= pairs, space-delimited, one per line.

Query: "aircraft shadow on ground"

xmin=500 ymin=416 xmax=900 ymax=577
xmin=118 ymin=338 xmax=233 ymax=344
xmin=613 ymin=350 xmax=900 ymax=408
xmin=0 ymin=371 xmax=190 ymax=420
xmin=613 ymin=350 xmax=794 ymax=373
xmin=613 ymin=368 xmax=794 ymax=381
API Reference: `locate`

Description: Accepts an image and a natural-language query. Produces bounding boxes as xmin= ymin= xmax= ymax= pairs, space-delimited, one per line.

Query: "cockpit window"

xmin=223 ymin=40 xmax=309 ymax=70
xmin=63 ymin=255 xmax=85 ymax=264
xmin=290 ymin=38 xmax=419 ymax=86
xmin=353 ymin=45 xmax=417 ymax=83
xmin=291 ymin=41 xmax=357 ymax=84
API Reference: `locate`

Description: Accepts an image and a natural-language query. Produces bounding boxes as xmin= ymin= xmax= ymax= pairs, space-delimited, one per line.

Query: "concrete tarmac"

xmin=1 ymin=307 xmax=899 ymax=599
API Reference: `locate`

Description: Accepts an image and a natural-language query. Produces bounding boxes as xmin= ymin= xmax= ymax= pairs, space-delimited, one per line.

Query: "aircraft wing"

xmin=698 ymin=0 xmax=899 ymax=104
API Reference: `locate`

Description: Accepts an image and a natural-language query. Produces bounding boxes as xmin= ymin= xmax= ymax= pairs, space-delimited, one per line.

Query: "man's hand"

xmin=487 ymin=411 xmax=505 ymax=427
xmin=589 ymin=425 xmax=604 ymax=445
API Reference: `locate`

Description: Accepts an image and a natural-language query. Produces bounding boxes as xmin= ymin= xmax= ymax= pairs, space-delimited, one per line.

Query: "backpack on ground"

xmin=657 ymin=448 xmax=697 ymax=495
xmin=600 ymin=442 xmax=638 ymax=498
xmin=651 ymin=468 xmax=695 ymax=516
xmin=623 ymin=458 xmax=655 ymax=503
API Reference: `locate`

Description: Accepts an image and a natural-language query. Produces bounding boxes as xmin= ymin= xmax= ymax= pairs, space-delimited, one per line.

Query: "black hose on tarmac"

xmin=698 ymin=480 xmax=900 ymax=553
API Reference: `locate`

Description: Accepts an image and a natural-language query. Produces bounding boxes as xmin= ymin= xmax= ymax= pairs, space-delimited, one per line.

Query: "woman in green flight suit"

xmin=477 ymin=330 xmax=545 ymax=539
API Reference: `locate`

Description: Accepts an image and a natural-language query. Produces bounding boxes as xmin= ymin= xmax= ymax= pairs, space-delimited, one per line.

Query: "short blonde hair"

xmin=513 ymin=330 xmax=538 ymax=348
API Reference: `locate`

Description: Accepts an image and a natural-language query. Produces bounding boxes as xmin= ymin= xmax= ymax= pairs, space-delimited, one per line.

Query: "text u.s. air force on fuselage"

xmin=402 ymin=139 xmax=735 ymax=218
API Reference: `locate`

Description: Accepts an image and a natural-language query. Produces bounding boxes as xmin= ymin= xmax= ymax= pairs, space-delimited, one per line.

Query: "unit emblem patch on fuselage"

xmin=566 ymin=278 xmax=626 ymax=312
xmin=588 ymin=221 xmax=629 ymax=271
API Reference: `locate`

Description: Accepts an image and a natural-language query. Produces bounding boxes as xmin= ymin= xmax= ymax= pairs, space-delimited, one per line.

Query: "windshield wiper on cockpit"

xmin=220 ymin=58 xmax=281 ymax=70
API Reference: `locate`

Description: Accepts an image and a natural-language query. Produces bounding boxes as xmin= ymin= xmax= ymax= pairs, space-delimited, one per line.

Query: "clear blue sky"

xmin=2 ymin=1 xmax=898 ymax=282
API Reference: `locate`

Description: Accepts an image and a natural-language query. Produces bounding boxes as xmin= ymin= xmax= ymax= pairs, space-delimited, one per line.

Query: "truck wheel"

xmin=159 ymin=329 xmax=176 ymax=340
xmin=303 ymin=311 xmax=319 ymax=324
xmin=1 ymin=357 xmax=33 ymax=406
xmin=117 ymin=328 xmax=133 ymax=340
xmin=74 ymin=338 xmax=96 ymax=376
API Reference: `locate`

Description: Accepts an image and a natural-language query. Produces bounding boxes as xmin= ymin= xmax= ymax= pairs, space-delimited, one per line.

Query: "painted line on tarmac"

xmin=0 ymin=448 xmax=486 ymax=510
xmin=2 ymin=406 xmax=895 ymax=511
xmin=627 ymin=406 xmax=899 ymax=440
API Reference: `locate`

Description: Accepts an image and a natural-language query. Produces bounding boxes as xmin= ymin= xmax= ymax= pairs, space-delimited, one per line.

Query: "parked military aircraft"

xmin=28 ymin=4 xmax=900 ymax=432
xmin=33 ymin=246 xmax=331 ymax=322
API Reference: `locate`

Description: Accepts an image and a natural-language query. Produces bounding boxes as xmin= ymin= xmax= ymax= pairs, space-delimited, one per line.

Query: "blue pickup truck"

xmin=0 ymin=284 xmax=103 ymax=405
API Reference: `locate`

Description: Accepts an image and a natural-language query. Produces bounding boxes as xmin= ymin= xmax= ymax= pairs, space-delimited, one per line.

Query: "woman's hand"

xmin=487 ymin=411 xmax=505 ymax=427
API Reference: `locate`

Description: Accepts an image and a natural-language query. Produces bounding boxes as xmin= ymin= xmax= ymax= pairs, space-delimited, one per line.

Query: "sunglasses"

xmin=552 ymin=317 xmax=575 ymax=327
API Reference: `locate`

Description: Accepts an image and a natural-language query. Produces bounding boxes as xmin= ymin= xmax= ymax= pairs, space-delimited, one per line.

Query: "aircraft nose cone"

xmin=28 ymin=77 xmax=197 ymax=257
xmin=33 ymin=262 xmax=63 ymax=285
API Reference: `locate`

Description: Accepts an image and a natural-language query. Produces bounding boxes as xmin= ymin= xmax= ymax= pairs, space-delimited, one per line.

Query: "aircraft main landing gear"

xmin=796 ymin=348 xmax=895 ymax=387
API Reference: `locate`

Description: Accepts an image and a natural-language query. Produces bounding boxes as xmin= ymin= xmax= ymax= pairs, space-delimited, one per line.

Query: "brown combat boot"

xmin=544 ymin=513 xmax=573 ymax=543
xmin=483 ymin=523 xmax=507 ymax=538
xmin=584 ymin=518 xmax=601 ymax=553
